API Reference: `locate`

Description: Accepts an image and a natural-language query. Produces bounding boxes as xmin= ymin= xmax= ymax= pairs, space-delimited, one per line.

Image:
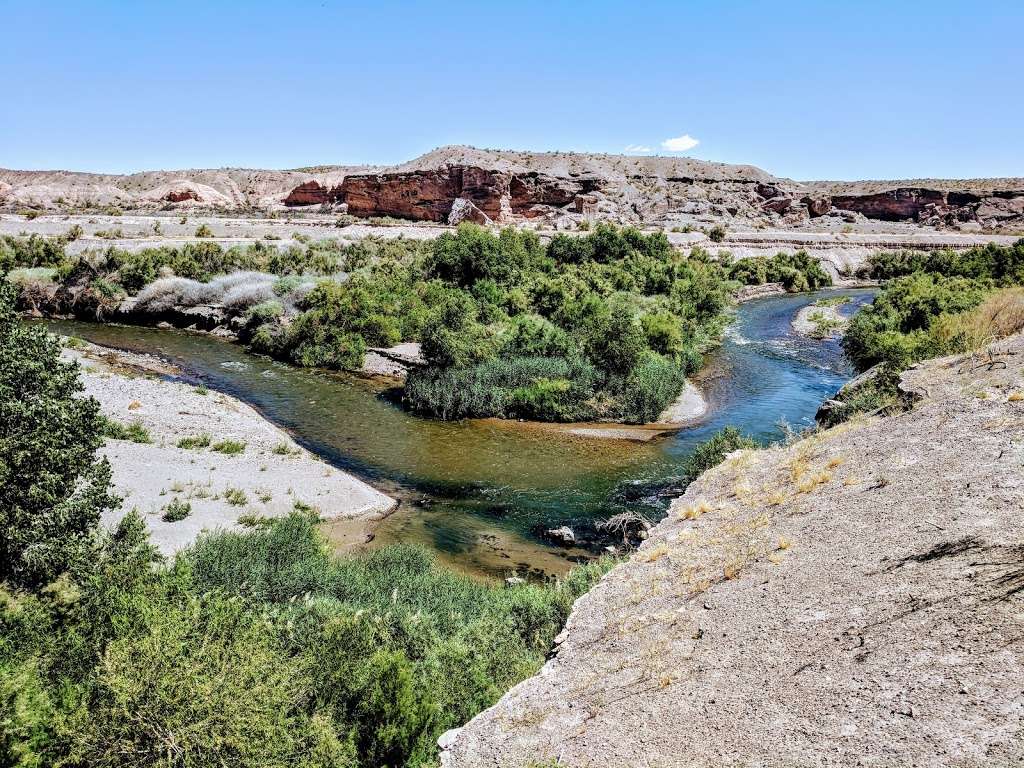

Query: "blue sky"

xmin=3 ymin=1 xmax=1021 ymax=179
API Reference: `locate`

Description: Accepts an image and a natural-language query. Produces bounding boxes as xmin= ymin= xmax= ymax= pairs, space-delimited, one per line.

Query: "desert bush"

xmin=844 ymin=272 xmax=990 ymax=372
xmin=99 ymin=417 xmax=152 ymax=444
xmin=865 ymin=239 xmax=1024 ymax=284
xmin=679 ymin=427 xmax=757 ymax=486
xmin=728 ymin=250 xmax=831 ymax=291
xmin=211 ymin=439 xmax=246 ymax=455
xmin=176 ymin=433 xmax=211 ymax=450
xmin=194 ymin=224 xmax=214 ymax=238
xmin=161 ymin=498 xmax=191 ymax=522
xmin=0 ymin=281 xmax=118 ymax=588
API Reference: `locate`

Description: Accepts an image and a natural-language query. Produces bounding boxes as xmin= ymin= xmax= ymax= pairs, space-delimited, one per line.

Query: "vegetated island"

xmin=4 ymin=222 xmax=831 ymax=425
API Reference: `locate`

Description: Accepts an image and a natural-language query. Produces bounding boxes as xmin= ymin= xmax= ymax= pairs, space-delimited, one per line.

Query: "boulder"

xmin=544 ymin=526 xmax=576 ymax=546
xmin=447 ymin=197 xmax=492 ymax=226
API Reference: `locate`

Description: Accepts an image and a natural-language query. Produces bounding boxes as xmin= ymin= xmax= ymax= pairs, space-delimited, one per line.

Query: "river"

xmin=42 ymin=287 xmax=875 ymax=579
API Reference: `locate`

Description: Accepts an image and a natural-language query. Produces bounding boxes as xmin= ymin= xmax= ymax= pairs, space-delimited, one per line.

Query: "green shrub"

xmin=176 ymin=433 xmax=211 ymax=450
xmin=98 ymin=416 xmax=152 ymax=443
xmin=223 ymin=487 xmax=248 ymax=506
xmin=728 ymin=250 xmax=831 ymax=291
xmin=212 ymin=439 xmax=246 ymax=455
xmin=0 ymin=281 xmax=119 ymax=588
xmin=680 ymin=427 xmax=757 ymax=486
xmin=843 ymin=272 xmax=989 ymax=372
xmin=161 ymin=498 xmax=191 ymax=522
xmin=194 ymin=224 xmax=214 ymax=238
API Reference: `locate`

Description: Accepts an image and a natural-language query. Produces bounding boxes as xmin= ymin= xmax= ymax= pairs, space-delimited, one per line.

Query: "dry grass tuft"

xmin=933 ymin=287 xmax=1024 ymax=351
xmin=641 ymin=543 xmax=670 ymax=562
xmin=1009 ymin=392 xmax=1024 ymax=402
xmin=678 ymin=499 xmax=713 ymax=520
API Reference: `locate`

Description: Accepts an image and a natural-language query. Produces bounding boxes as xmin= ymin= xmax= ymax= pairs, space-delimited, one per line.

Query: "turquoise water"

xmin=43 ymin=288 xmax=874 ymax=577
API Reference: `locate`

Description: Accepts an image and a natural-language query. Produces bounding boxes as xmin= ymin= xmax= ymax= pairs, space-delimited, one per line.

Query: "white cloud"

xmin=623 ymin=144 xmax=653 ymax=154
xmin=661 ymin=134 xmax=700 ymax=153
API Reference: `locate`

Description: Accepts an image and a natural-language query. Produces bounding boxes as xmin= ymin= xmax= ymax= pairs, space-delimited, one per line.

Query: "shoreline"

xmin=66 ymin=339 xmax=397 ymax=555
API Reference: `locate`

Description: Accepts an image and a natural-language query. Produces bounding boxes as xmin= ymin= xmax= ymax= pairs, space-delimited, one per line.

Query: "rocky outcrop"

xmin=164 ymin=189 xmax=201 ymax=203
xmin=3 ymin=147 xmax=1022 ymax=231
xmin=442 ymin=334 xmax=1024 ymax=767
xmin=282 ymin=180 xmax=337 ymax=207
xmin=805 ymin=181 xmax=1024 ymax=230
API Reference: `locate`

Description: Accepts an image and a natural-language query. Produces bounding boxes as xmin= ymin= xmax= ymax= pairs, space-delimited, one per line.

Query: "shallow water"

xmin=43 ymin=288 xmax=875 ymax=578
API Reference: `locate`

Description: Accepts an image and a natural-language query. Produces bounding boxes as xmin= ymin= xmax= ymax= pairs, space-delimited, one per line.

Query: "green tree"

xmin=0 ymin=281 xmax=119 ymax=589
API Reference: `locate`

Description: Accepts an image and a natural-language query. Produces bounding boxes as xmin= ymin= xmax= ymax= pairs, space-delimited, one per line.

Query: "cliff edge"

xmin=441 ymin=334 xmax=1024 ymax=767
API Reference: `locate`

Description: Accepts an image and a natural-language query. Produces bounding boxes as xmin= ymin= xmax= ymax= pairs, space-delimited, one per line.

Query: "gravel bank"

xmin=67 ymin=341 xmax=396 ymax=554
xmin=792 ymin=302 xmax=848 ymax=338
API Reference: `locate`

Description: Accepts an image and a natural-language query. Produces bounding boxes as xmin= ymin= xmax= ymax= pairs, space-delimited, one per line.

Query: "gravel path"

xmin=67 ymin=341 xmax=396 ymax=554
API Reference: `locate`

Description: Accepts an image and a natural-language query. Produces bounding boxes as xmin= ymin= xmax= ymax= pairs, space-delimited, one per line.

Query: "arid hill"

xmin=440 ymin=334 xmax=1024 ymax=767
xmin=2 ymin=146 xmax=1022 ymax=232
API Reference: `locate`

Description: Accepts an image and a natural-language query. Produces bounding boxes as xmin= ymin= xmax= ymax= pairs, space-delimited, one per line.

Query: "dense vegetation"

xmin=726 ymin=250 xmax=832 ymax=292
xmin=828 ymin=240 xmax=1024 ymax=424
xmin=0 ymin=282 xmax=609 ymax=767
xmin=4 ymin=225 xmax=832 ymax=424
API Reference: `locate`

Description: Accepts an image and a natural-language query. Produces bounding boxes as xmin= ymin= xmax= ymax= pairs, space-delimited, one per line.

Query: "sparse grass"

xmin=641 ymin=542 xmax=669 ymax=562
xmin=176 ymin=433 xmax=211 ymax=450
xmin=63 ymin=335 xmax=86 ymax=349
xmin=237 ymin=512 xmax=272 ymax=527
xmin=161 ymin=498 xmax=191 ymax=522
xmin=271 ymin=441 xmax=296 ymax=456
xmin=807 ymin=310 xmax=844 ymax=339
xmin=256 ymin=490 xmax=273 ymax=504
xmin=814 ymin=295 xmax=851 ymax=308
xmin=212 ymin=439 xmax=246 ymax=455
xmin=194 ymin=224 xmax=214 ymax=238
xmin=795 ymin=469 xmax=832 ymax=494
xmin=193 ymin=385 xmax=209 ymax=395
xmin=1009 ymin=392 xmax=1024 ymax=402
xmin=99 ymin=416 xmax=152 ymax=444
xmin=223 ymin=487 xmax=248 ymax=506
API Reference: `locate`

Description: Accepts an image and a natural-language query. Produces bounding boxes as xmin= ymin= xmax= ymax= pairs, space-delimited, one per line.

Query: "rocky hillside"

xmin=440 ymin=335 xmax=1024 ymax=767
xmin=2 ymin=146 xmax=1022 ymax=232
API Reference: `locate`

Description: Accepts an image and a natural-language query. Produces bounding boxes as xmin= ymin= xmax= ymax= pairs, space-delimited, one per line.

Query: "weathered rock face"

xmin=805 ymin=184 xmax=1024 ymax=229
xmin=831 ymin=187 xmax=948 ymax=220
xmin=341 ymin=169 xmax=465 ymax=221
xmin=337 ymin=165 xmax=607 ymax=223
xmin=3 ymin=146 xmax=1022 ymax=231
xmin=164 ymin=189 xmax=201 ymax=203
xmin=282 ymin=180 xmax=336 ymax=207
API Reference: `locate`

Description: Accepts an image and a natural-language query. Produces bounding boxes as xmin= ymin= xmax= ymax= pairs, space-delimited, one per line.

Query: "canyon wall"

xmin=2 ymin=146 xmax=1022 ymax=232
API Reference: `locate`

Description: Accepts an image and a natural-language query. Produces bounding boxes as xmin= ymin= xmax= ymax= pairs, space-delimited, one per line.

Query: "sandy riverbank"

xmin=65 ymin=340 xmax=396 ymax=554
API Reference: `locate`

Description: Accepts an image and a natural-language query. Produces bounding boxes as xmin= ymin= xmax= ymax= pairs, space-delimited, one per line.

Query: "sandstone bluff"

xmin=2 ymin=145 xmax=1022 ymax=232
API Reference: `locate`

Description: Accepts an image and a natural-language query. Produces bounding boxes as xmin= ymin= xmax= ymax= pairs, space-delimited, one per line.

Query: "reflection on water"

xmin=42 ymin=288 xmax=875 ymax=579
